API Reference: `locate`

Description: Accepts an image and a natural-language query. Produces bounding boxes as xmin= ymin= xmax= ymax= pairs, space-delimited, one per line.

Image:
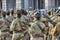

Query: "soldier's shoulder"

xmin=40 ymin=17 xmax=46 ymax=22
xmin=11 ymin=18 xmax=17 ymax=23
xmin=31 ymin=21 xmax=37 ymax=27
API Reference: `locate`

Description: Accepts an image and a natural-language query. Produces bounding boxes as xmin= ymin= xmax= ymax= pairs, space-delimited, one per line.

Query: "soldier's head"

xmin=6 ymin=10 xmax=10 ymax=16
xmin=48 ymin=11 xmax=53 ymax=16
xmin=10 ymin=9 xmax=14 ymax=16
xmin=2 ymin=11 xmax=6 ymax=18
xmin=35 ymin=13 xmax=41 ymax=20
xmin=15 ymin=10 xmax=21 ymax=18
xmin=21 ymin=9 xmax=28 ymax=15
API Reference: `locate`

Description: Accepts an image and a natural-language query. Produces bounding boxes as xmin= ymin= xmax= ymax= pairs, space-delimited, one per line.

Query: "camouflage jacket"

xmin=30 ymin=21 xmax=46 ymax=37
xmin=0 ymin=18 xmax=9 ymax=31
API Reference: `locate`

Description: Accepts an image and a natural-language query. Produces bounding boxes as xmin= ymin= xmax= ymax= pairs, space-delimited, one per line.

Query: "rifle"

xmin=44 ymin=15 xmax=57 ymax=26
xmin=36 ymin=23 xmax=47 ymax=40
xmin=43 ymin=14 xmax=57 ymax=40
xmin=49 ymin=23 xmax=58 ymax=40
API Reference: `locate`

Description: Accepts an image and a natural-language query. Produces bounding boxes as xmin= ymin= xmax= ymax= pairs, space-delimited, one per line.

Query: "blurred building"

xmin=0 ymin=0 xmax=59 ymax=11
xmin=0 ymin=0 xmax=24 ymax=11
xmin=0 ymin=0 xmax=2 ymax=9
xmin=55 ymin=0 xmax=60 ymax=7
xmin=45 ymin=0 xmax=55 ymax=10
xmin=0 ymin=0 xmax=45 ymax=11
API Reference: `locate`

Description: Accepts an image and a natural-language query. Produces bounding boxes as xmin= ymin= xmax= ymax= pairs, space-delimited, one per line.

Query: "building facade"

xmin=55 ymin=0 xmax=60 ymax=7
xmin=0 ymin=0 xmax=58 ymax=11
xmin=0 ymin=0 xmax=45 ymax=11
xmin=45 ymin=0 xmax=55 ymax=10
xmin=0 ymin=0 xmax=2 ymax=9
xmin=1 ymin=0 xmax=24 ymax=11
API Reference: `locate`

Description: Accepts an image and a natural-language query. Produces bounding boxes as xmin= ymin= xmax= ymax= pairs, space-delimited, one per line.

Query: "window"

xmin=6 ymin=0 xmax=16 ymax=10
xmin=16 ymin=0 xmax=24 ymax=9
xmin=0 ymin=0 xmax=2 ymax=9
xmin=2 ymin=0 xmax=6 ymax=11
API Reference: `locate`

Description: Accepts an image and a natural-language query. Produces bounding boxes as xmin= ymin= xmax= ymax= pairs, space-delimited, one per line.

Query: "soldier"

xmin=21 ymin=9 xmax=31 ymax=40
xmin=10 ymin=10 xmax=30 ymax=40
xmin=40 ymin=14 xmax=52 ymax=40
xmin=10 ymin=10 xmax=15 ymax=21
xmin=55 ymin=13 xmax=60 ymax=40
xmin=49 ymin=13 xmax=60 ymax=40
xmin=6 ymin=10 xmax=10 ymax=18
xmin=6 ymin=10 xmax=10 ymax=22
xmin=21 ymin=9 xmax=30 ymax=25
xmin=30 ymin=13 xmax=46 ymax=40
xmin=47 ymin=11 xmax=57 ymax=22
xmin=29 ymin=17 xmax=34 ymax=26
xmin=0 ymin=11 xmax=10 ymax=40
xmin=6 ymin=10 xmax=15 ymax=25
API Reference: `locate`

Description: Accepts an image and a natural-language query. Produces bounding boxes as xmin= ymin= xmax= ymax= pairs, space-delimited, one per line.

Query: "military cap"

xmin=6 ymin=10 xmax=10 ymax=14
xmin=14 ymin=10 xmax=21 ymax=14
xmin=20 ymin=9 xmax=27 ymax=15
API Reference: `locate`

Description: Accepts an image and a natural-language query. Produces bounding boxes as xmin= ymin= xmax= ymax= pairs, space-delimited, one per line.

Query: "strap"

xmin=36 ymin=23 xmax=44 ymax=33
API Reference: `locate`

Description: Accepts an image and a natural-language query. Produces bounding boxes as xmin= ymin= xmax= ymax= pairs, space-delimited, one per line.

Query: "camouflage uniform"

xmin=10 ymin=17 xmax=22 ymax=40
xmin=6 ymin=10 xmax=15 ymax=23
xmin=54 ymin=14 xmax=60 ymax=40
xmin=48 ymin=13 xmax=60 ymax=40
xmin=21 ymin=15 xmax=30 ymax=25
xmin=41 ymin=17 xmax=53 ymax=40
xmin=55 ymin=22 xmax=60 ymax=40
xmin=21 ymin=10 xmax=31 ymax=40
xmin=30 ymin=20 xmax=46 ymax=40
xmin=5 ymin=11 xmax=15 ymax=40
xmin=30 ymin=13 xmax=45 ymax=40
xmin=0 ymin=12 xmax=10 ymax=40
xmin=50 ymin=15 xmax=57 ymax=22
xmin=21 ymin=9 xmax=30 ymax=25
xmin=10 ymin=17 xmax=30 ymax=40
xmin=6 ymin=15 xmax=15 ymax=24
xmin=10 ymin=10 xmax=30 ymax=40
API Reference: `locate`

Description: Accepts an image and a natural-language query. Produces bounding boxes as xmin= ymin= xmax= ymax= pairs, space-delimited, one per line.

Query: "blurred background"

xmin=0 ymin=0 xmax=59 ymax=11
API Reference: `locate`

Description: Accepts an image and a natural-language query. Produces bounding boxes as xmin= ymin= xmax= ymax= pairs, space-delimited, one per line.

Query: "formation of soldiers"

xmin=0 ymin=9 xmax=60 ymax=40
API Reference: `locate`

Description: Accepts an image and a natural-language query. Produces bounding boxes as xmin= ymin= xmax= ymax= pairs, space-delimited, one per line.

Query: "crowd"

xmin=0 ymin=9 xmax=60 ymax=40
